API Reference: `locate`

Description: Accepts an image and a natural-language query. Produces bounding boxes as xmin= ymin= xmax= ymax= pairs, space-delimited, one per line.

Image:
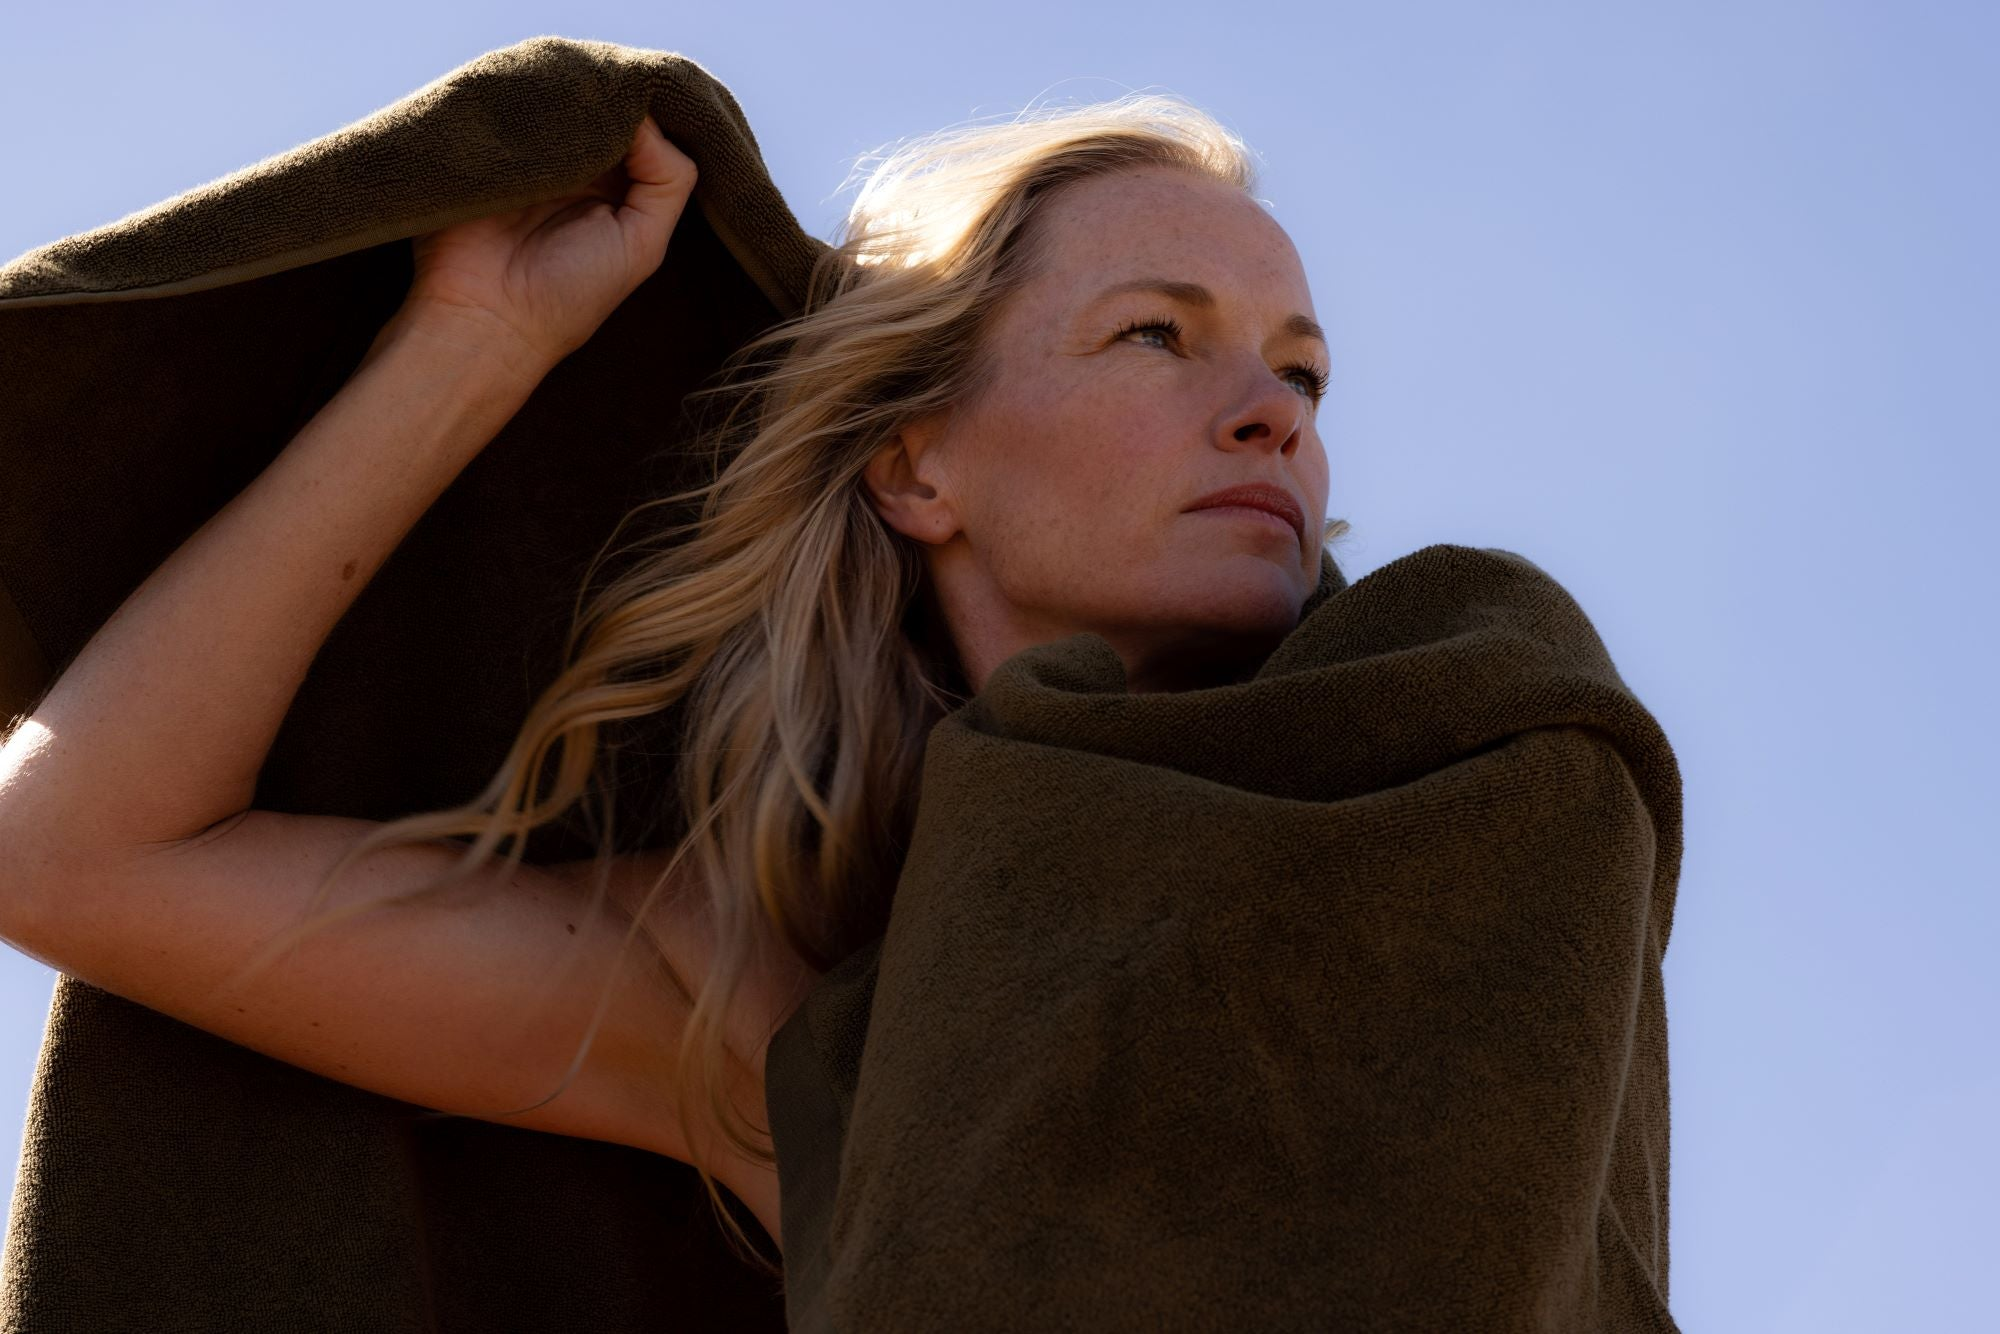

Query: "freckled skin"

xmin=863 ymin=165 xmax=1332 ymax=695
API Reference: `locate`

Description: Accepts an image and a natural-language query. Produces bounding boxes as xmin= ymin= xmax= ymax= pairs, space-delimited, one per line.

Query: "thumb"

xmin=613 ymin=115 xmax=698 ymax=271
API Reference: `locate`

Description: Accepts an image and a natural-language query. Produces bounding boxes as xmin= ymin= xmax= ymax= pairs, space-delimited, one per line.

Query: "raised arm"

xmin=0 ymin=117 xmax=747 ymax=1208
xmin=0 ymin=114 xmax=694 ymax=892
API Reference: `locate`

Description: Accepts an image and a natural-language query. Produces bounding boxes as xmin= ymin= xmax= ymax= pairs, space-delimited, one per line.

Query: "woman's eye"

xmin=1114 ymin=316 xmax=1183 ymax=350
xmin=1113 ymin=316 xmax=1326 ymax=404
xmin=1280 ymin=364 xmax=1331 ymax=403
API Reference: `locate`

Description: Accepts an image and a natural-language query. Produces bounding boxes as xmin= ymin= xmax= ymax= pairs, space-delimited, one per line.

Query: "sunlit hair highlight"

xmin=195 ymin=91 xmax=1354 ymax=1279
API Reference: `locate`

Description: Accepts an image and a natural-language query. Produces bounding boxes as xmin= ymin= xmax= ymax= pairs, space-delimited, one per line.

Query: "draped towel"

xmin=0 ymin=36 xmax=823 ymax=1332
xmin=764 ymin=544 xmax=1684 ymax=1333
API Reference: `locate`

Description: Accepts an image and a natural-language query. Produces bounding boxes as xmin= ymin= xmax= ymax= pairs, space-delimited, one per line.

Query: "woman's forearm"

xmin=0 ymin=312 xmax=546 ymax=870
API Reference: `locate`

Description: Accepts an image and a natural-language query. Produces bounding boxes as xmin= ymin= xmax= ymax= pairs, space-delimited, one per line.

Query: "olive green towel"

xmin=0 ymin=37 xmax=823 ymax=1332
xmin=764 ymin=544 xmax=1684 ymax=1333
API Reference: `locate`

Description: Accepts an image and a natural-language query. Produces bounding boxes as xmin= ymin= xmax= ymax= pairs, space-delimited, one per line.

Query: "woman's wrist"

xmin=361 ymin=301 xmax=559 ymax=400
xmin=338 ymin=306 xmax=552 ymax=476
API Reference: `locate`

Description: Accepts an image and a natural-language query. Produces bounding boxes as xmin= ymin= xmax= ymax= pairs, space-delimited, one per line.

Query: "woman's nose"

xmin=1216 ymin=363 xmax=1305 ymax=452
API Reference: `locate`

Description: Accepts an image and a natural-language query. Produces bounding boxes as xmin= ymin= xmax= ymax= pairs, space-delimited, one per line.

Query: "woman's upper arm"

xmin=0 ymin=808 xmax=710 ymax=1167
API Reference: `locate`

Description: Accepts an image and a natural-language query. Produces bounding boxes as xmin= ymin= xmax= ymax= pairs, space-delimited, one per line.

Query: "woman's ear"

xmin=863 ymin=410 xmax=957 ymax=545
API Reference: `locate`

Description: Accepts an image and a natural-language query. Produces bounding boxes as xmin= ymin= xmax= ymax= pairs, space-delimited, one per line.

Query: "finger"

xmin=612 ymin=114 xmax=698 ymax=265
xmin=619 ymin=114 xmax=697 ymax=197
xmin=563 ymin=132 xmax=648 ymax=211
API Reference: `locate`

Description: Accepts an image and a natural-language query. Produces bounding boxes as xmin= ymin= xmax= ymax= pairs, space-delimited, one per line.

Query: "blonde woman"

xmin=0 ymin=94 xmax=1347 ymax=1278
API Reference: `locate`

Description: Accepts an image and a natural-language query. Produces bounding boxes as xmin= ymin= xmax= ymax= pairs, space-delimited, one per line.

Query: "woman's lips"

xmin=1184 ymin=483 xmax=1305 ymax=543
xmin=1191 ymin=505 xmax=1299 ymax=542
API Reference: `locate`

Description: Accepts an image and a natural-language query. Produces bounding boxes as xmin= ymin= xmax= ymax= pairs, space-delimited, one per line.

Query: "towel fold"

xmin=765 ymin=543 xmax=1684 ymax=1334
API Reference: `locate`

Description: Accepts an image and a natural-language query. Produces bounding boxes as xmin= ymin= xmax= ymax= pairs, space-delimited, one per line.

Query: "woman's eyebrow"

xmin=1087 ymin=276 xmax=1326 ymax=347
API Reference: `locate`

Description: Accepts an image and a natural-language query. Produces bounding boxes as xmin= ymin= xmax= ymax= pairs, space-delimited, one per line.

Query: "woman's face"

xmin=865 ymin=163 xmax=1331 ymax=695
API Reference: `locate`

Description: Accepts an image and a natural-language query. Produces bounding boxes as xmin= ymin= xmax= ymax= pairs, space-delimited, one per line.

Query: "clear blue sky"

xmin=3 ymin=2 xmax=1994 ymax=1327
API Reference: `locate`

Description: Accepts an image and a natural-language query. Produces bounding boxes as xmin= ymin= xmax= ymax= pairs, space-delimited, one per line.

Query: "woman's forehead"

xmin=1041 ymin=165 xmax=1266 ymax=238
xmin=1021 ymin=180 xmax=1310 ymax=317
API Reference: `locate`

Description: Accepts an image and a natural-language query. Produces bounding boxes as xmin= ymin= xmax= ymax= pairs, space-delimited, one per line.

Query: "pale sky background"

xmin=2 ymin=2 xmax=1994 ymax=1328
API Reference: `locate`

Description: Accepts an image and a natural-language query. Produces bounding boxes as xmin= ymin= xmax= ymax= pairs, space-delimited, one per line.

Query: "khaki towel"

xmin=0 ymin=36 xmax=822 ymax=1332
xmin=764 ymin=544 xmax=1684 ymax=1333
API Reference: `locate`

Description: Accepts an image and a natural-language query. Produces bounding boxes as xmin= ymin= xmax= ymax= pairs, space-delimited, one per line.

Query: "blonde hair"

xmin=205 ymin=91 xmax=1354 ymax=1277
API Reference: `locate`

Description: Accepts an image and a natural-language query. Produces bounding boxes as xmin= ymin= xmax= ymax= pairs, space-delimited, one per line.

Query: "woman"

xmin=0 ymin=94 xmax=1349 ymax=1277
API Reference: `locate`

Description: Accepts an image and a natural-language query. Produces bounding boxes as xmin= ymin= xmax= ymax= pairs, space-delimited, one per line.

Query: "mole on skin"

xmin=340 ymin=560 xmax=357 ymax=581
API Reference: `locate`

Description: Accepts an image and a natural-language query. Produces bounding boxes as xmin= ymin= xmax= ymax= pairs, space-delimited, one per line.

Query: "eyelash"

xmin=1110 ymin=313 xmax=1331 ymax=404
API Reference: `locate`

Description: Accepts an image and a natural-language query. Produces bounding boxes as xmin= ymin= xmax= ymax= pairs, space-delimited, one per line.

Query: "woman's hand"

xmin=392 ymin=114 xmax=697 ymax=377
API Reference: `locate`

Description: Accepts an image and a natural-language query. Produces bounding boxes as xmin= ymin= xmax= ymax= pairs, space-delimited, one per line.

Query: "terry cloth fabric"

xmin=764 ymin=544 xmax=1686 ymax=1334
xmin=0 ymin=37 xmax=825 ymax=1332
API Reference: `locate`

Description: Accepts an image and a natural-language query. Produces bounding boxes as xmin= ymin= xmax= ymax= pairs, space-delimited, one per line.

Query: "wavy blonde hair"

xmin=202 ymin=91 xmax=1354 ymax=1276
